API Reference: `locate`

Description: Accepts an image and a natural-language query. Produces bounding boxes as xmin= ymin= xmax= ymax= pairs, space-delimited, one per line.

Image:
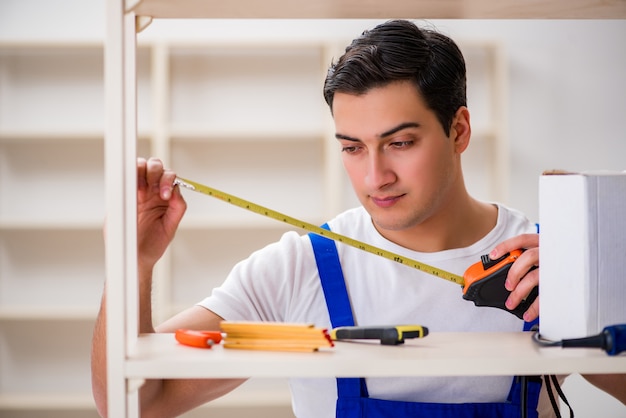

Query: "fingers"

xmin=138 ymin=157 xmax=177 ymax=200
xmin=504 ymin=246 xmax=539 ymax=291
xmin=161 ymin=168 xmax=178 ymax=200
xmin=505 ymin=264 xmax=539 ymax=321
xmin=137 ymin=157 xmax=148 ymax=190
xmin=490 ymin=233 xmax=540 ymax=322
xmin=522 ymin=297 xmax=539 ymax=322
xmin=489 ymin=233 xmax=538 ymax=260
xmin=146 ymin=158 xmax=165 ymax=196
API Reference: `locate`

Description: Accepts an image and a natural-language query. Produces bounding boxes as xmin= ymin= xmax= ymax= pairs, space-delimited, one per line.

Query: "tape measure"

xmin=174 ymin=177 xmax=465 ymax=286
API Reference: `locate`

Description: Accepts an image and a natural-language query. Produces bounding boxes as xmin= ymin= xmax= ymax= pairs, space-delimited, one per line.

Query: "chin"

xmin=371 ymin=217 xmax=413 ymax=232
xmin=371 ymin=208 xmax=429 ymax=232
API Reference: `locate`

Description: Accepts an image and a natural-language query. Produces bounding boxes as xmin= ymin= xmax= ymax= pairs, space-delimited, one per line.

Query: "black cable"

xmin=543 ymin=374 xmax=574 ymax=418
xmin=543 ymin=374 xmax=561 ymax=418
xmin=550 ymin=375 xmax=574 ymax=418
xmin=532 ymin=331 xmax=562 ymax=348
xmin=530 ymin=326 xmax=626 ymax=417
xmin=532 ymin=325 xmax=626 ymax=355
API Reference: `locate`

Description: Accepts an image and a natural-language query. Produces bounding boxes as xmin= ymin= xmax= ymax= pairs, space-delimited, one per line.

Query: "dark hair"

xmin=323 ymin=20 xmax=467 ymax=136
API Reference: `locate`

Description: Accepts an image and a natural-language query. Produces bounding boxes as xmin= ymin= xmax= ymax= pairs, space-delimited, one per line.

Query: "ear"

xmin=450 ymin=106 xmax=471 ymax=154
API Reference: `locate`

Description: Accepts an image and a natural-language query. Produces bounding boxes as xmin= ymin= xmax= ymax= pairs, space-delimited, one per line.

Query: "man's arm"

xmin=491 ymin=233 xmax=626 ymax=405
xmin=92 ymin=295 xmax=245 ymax=417
xmin=91 ymin=158 xmax=245 ymax=417
xmin=582 ymin=375 xmax=626 ymax=404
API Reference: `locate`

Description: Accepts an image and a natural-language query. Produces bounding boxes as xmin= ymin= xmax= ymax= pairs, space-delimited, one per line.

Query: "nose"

xmin=364 ymin=152 xmax=396 ymax=190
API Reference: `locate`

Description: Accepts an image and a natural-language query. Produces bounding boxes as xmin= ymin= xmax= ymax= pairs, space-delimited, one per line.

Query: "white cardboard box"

xmin=539 ymin=170 xmax=626 ymax=341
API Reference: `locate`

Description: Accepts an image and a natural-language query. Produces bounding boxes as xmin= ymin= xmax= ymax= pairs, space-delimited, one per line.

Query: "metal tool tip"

xmin=174 ymin=178 xmax=195 ymax=191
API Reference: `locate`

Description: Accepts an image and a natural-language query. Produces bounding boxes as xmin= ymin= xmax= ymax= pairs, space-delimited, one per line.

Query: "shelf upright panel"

xmin=149 ymin=42 xmax=173 ymax=326
xmin=104 ymin=0 xmax=140 ymax=416
xmin=488 ymin=42 xmax=509 ymax=204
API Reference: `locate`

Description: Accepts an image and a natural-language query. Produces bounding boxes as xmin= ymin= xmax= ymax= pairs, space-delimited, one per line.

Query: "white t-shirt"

xmin=199 ymin=204 xmax=546 ymax=417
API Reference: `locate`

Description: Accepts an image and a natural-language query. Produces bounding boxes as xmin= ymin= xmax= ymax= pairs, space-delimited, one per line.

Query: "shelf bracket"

xmin=136 ymin=15 xmax=153 ymax=33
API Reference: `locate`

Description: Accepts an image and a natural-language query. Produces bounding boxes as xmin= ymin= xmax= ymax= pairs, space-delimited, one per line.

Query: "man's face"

xmin=332 ymin=80 xmax=463 ymax=235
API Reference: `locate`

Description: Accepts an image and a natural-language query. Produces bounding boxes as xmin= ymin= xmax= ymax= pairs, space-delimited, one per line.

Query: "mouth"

xmin=370 ymin=194 xmax=405 ymax=208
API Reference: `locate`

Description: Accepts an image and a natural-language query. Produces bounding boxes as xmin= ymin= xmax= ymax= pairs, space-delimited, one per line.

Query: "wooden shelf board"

xmin=127 ymin=332 xmax=626 ymax=379
xmin=0 ymin=307 xmax=97 ymax=321
xmin=169 ymin=128 xmax=323 ymax=143
xmin=0 ymin=393 xmax=95 ymax=410
xmin=129 ymin=0 xmax=626 ymax=19
xmin=0 ymin=220 xmax=104 ymax=230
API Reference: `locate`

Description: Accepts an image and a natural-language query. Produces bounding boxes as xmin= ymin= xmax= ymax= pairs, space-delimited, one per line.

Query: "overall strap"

xmin=309 ymin=226 xmax=365 ymax=400
xmin=524 ymin=318 xmax=538 ymax=332
xmin=309 ymin=225 xmax=355 ymax=329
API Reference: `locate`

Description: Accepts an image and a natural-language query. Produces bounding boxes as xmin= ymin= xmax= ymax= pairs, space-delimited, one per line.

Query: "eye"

xmin=341 ymin=144 xmax=362 ymax=154
xmin=389 ymin=140 xmax=414 ymax=149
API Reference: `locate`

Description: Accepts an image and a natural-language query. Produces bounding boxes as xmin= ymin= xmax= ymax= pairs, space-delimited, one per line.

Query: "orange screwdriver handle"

xmin=175 ymin=329 xmax=223 ymax=349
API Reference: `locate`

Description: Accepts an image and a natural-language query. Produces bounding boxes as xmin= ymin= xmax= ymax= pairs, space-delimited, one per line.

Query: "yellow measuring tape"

xmin=174 ymin=177 xmax=465 ymax=286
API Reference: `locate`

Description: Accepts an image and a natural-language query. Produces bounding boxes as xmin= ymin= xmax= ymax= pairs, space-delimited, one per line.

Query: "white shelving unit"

xmin=0 ymin=39 xmax=505 ymax=416
xmin=0 ymin=36 xmax=507 ymax=418
xmin=0 ymin=42 xmax=106 ymax=418
xmin=2 ymin=1 xmax=624 ymax=417
xmin=107 ymin=3 xmax=626 ymax=418
xmin=109 ymin=3 xmax=626 ymax=418
xmin=0 ymin=36 xmax=327 ymax=417
xmin=0 ymin=16 xmax=509 ymax=418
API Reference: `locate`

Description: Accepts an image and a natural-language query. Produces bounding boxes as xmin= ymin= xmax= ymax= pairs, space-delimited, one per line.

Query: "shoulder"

xmin=495 ymin=203 xmax=537 ymax=236
xmin=455 ymin=203 xmax=535 ymax=257
xmin=325 ymin=206 xmax=371 ymax=235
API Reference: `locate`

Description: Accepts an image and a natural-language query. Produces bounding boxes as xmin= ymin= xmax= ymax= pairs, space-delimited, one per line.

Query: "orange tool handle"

xmin=462 ymin=249 xmax=538 ymax=320
xmin=462 ymin=249 xmax=524 ymax=294
xmin=175 ymin=329 xmax=223 ymax=349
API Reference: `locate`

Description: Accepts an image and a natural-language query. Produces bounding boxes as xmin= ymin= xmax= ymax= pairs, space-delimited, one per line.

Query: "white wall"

xmin=440 ymin=19 xmax=626 ymax=222
xmin=2 ymin=4 xmax=624 ymax=221
xmin=1 ymin=1 xmax=624 ymax=416
xmin=137 ymin=18 xmax=626 ymax=223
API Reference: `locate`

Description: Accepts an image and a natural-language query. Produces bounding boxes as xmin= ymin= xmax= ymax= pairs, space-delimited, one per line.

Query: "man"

xmin=92 ymin=20 xmax=625 ymax=417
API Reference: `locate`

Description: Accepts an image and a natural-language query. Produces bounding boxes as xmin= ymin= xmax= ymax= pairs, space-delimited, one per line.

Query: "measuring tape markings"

xmin=173 ymin=177 xmax=465 ymax=287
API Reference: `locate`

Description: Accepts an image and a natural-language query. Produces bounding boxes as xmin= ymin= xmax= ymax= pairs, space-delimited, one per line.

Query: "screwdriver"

xmin=330 ymin=325 xmax=429 ymax=345
xmin=534 ymin=324 xmax=626 ymax=356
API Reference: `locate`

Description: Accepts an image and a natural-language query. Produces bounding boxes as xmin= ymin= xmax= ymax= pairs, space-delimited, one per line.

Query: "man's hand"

xmin=137 ymin=157 xmax=186 ymax=270
xmin=489 ymin=233 xmax=539 ymax=322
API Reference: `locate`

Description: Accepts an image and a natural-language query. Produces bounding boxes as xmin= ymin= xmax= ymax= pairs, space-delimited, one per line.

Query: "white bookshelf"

xmin=103 ymin=4 xmax=626 ymax=418
xmin=9 ymin=1 xmax=623 ymax=416
xmin=0 ymin=43 xmax=103 ymax=418
xmin=0 ymin=31 xmax=509 ymax=417
xmin=0 ymin=38 xmax=310 ymax=417
xmin=0 ymin=14 xmax=515 ymax=417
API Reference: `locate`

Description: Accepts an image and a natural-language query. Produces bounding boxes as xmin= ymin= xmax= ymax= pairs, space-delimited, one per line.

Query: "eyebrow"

xmin=335 ymin=122 xmax=420 ymax=142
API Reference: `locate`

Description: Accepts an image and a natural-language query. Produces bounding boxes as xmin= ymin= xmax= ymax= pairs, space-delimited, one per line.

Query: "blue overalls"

xmin=309 ymin=227 xmax=541 ymax=418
